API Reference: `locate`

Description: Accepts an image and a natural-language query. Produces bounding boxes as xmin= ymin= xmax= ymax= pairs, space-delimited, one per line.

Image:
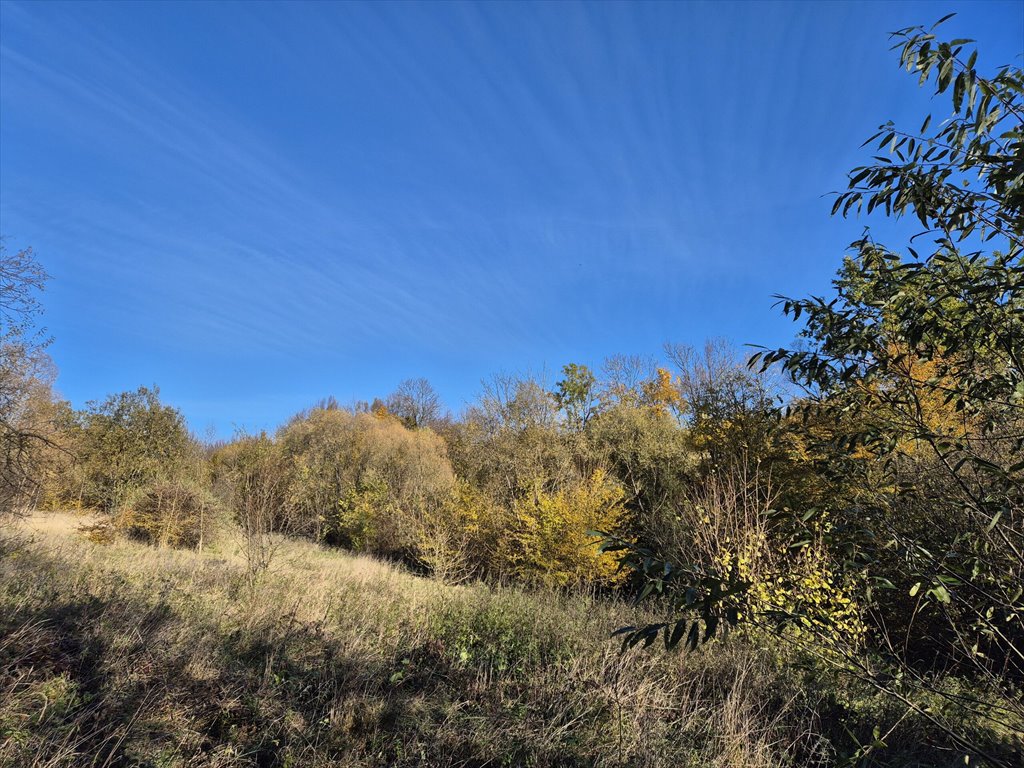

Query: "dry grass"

xmin=0 ymin=513 xmax=865 ymax=767
xmin=11 ymin=509 xmax=99 ymax=538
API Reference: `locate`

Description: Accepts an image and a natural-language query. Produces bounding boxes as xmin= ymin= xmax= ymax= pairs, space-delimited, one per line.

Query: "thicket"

xmin=613 ymin=19 xmax=1023 ymax=767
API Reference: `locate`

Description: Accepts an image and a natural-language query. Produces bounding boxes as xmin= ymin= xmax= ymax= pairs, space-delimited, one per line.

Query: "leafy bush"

xmin=66 ymin=386 xmax=194 ymax=513
xmin=332 ymin=473 xmax=398 ymax=552
xmin=503 ymin=469 xmax=627 ymax=587
xmin=415 ymin=479 xmax=499 ymax=582
xmin=279 ymin=408 xmax=456 ymax=559
xmin=117 ymin=480 xmax=221 ymax=550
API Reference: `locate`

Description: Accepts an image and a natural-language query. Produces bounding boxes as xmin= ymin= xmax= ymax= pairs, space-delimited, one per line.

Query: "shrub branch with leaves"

xmin=611 ymin=17 xmax=1023 ymax=767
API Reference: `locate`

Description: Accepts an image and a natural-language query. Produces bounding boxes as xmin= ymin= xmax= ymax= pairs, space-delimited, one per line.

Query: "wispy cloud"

xmin=2 ymin=0 xmax=1020 ymax=434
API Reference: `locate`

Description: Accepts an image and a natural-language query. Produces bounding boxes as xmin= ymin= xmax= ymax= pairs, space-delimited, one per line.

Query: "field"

xmin=1 ymin=511 xmax=818 ymax=768
xmin=5 ymin=511 xmax=1007 ymax=768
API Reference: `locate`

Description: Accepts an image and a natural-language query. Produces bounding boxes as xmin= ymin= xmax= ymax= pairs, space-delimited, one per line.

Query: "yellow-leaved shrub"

xmin=502 ymin=469 xmax=627 ymax=587
xmin=713 ymin=525 xmax=865 ymax=649
xmin=416 ymin=479 xmax=502 ymax=583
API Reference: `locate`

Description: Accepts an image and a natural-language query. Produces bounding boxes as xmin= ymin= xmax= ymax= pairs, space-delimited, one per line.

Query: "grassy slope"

xmin=1 ymin=513 xmax=995 ymax=768
xmin=0 ymin=513 xmax=803 ymax=768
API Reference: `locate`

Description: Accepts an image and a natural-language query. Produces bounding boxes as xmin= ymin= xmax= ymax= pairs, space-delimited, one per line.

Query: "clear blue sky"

xmin=1 ymin=1 xmax=1021 ymax=437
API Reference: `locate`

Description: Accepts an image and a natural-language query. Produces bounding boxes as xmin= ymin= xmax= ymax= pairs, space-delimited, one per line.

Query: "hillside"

xmin=1 ymin=512 xmax=802 ymax=768
xmin=6 ymin=512 xmax=1016 ymax=767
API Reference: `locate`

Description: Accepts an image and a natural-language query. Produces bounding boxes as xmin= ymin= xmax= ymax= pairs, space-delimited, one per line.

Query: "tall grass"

xmin=0 ymin=512 xmax=982 ymax=767
xmin=0 ymin=513 xmax=802 ymax=767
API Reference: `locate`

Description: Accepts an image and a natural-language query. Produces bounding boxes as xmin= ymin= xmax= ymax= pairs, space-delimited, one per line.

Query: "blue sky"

xmin=1 ymin=1 xmax=1021 ymax=437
